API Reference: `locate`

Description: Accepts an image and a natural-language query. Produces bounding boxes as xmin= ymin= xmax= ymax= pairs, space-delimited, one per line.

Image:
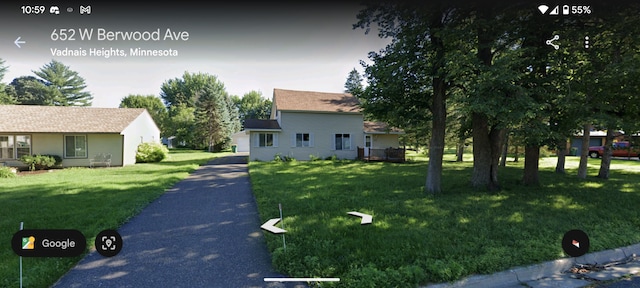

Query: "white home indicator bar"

xmin=264 ymin=278 xmax=340 ymax=282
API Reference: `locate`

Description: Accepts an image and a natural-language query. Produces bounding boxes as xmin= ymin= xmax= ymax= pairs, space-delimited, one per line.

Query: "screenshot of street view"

xmin=1 ymin=0 xmax=640 ymax=287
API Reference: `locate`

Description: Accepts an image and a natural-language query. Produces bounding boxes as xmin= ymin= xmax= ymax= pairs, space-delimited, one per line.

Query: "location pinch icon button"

xmin=95 ymin=229 xmax=123 ymax=257
xmin=562 ymin=229 xmax=590 ymax=257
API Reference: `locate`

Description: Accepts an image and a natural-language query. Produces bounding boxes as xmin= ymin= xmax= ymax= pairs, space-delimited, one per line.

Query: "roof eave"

xmin=279 ymin=109 xmax=362 ymax=114
xmin=365 ymin=131 xmax=405 ymax=135
xmin=244 ymin=128 xmax=282 ymax=132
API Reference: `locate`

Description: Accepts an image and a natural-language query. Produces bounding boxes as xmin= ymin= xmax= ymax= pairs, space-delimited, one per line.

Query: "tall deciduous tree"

xmin=161 ymin=72 xmax=239 ymax=149
xmin=0 ymin=58 xmax=15 ymax=104
xmin=232 ymin=90 xmax=272 ymax=128
xmin=461 ymin=3 xmax=532 ymax=190
xmin=356 ymin=1 xmax=455 ymax=194
xmin=7 ymin=76 xmax=50 ymax=105
xmin=164 ymin=104 xmax=195 ymax=147
xmin=161 ymin=72 xmax=219 ymax=108
xmin=33 ymin=60 xmax=92 ymax=106
xmin=574 ymin=3 xmax=640 ymax=179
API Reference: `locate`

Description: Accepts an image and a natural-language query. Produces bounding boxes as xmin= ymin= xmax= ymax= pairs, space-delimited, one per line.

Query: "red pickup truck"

xmin=588 ymin=141 xmax=640 ymax=159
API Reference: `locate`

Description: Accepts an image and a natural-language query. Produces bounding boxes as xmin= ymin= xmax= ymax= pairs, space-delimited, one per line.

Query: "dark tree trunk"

xmin=489 ymin=128 xmax=505 ymax=186
xmin=471 ymin=7 xmax=504 ymax=191
xmin=456 ymin=139 xmax=464 ymax=162
xmin=522 ymin=145 xmax=540 ymax=185
xmin=555 ymin=140 xmax=568 ymax=174
xmin=597 ymin=129 xmax=614 ymax=179
xmin=514 ymin=145 xmax=519 ymax=162
xmin=500 ymin=131 xmax=509 ymax=167
xmin=425 ymin=13 xmax=447 ymax=194
xmin=471 ymin=113 xmax=504 ymax=190
xmin=472 ymin=113 xmax=492 ymax=189
xmin=425 ymin=77 xmax=446 ymax=194
xmin=577 ymin=123 xmax=591 ymax=179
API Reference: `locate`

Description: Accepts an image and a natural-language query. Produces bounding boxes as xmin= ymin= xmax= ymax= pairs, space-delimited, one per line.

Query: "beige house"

xmin=0 ymin=105 xmax=160 ymax=167
xmin=243 ymin=89 xmax=403 ymax=161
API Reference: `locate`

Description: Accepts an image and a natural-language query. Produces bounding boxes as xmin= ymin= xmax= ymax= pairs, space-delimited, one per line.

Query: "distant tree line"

xmin=0 ymin=59 xmax=92 ymax=106
xmin=0 ymin=59 xmax=271 ymax=152
xmin=121 ymin=72 xmax=271 ymax=151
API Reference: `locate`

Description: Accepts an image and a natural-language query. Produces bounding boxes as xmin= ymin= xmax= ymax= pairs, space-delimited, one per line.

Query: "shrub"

xmin=273 ymin=153 xmax=283 ymax=163
xmin=539 ymin=146 xmax=554 ymax=158
xmin=42 ymin=154 xmax=63 ymax=166
xmin=0 ymin=167 xmax=17 ymax=178
xmin=283 ymin=155 xmax=296 ymax=162
xmin=325 ymin=154 xmax=338 ymax=161
xmin=136 ymin=142 xmax=169 ymax=163
xmin=309 ymin=154 xmax=321 ymax=161
xmin=20 ymin=154 xmax=58 ymax=171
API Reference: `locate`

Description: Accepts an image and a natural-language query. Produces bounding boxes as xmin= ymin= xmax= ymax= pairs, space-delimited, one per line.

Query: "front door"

xmin=364 ymin=135 xmax=372 ymax=157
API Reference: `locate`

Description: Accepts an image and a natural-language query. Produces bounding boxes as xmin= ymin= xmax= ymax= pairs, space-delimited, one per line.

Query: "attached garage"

xmin=231 ymin=131 xmax=250 ymax=152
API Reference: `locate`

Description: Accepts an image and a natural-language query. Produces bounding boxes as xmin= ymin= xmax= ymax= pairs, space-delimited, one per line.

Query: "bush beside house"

xmin=0 ymin=167 xmax=17 ymax=178
xmin=136 ymin=142 xmax=169 ymax=163
xmin=20 ymin=154 xmax=63 ymax=171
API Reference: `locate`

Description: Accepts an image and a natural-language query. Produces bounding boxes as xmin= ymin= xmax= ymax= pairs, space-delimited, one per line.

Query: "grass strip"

xmin=0 ymin=149 xmax=224 ymax=287
xmin=250 ymin=155 xmax=640 ymax=287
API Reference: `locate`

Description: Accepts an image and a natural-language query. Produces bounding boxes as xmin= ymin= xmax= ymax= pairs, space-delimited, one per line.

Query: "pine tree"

xmin=195 ymin=80 xmax=232 ymax=152
xmin=33 ymin=60 xmax=92 ymax=106
xmin=344 ymin=68 xmax=364 ymax=96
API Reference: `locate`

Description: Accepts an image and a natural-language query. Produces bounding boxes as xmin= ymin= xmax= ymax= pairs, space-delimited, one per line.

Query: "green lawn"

xmin=249 ymin=155 xmax=640 ymax=287
xmin=0 ymin=150 xmax=224 ymax=288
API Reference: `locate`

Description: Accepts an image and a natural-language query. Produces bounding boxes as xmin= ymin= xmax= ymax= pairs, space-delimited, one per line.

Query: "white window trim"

xmin=292 ymin=132 xmax=314 ymax=148
xmin=253 ymin=132 xmax=279 ymax=148
xmin=365 ymin=135 xmax=372 ymax=148
xmin=333 ymin=133 xmax=352 ymax=151
xmin=0 ymin=134 xmax=32 ymax=160
xmin=64 ymin=135 xmax=88 ymax=158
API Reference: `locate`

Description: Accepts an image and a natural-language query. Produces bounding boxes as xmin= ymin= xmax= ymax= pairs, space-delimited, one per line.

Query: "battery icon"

xmin=562 ymin=5 xmax=570 ymax=15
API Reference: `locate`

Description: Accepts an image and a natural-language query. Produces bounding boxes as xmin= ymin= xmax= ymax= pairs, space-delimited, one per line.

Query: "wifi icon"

xmin=538 ymin=5 xmax=549 ymax=14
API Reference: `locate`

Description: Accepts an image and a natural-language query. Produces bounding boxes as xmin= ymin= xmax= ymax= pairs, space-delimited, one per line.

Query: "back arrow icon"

xmin=15 ymin=37 xmax=26 ymax=48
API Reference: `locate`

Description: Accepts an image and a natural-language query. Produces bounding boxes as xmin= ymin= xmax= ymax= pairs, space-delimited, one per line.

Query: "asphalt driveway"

xmin=53 ymin=154 xmax=304 ymax=288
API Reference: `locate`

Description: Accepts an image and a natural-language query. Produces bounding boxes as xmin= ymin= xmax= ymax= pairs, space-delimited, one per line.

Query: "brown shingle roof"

xmin=364 ymin=121 xmax=404 ymax=134
xmin=0 ymin=105 xmax=147 ymax=133
xmin=244 ymin=119 xmax=282 ymax=130
xmin=273 ymin=88 xmax=361 ymax=113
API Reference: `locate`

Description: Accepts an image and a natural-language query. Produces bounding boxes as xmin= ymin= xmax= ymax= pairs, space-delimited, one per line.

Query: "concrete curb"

xmin=424 ymin=242 xmax=640 ymax=288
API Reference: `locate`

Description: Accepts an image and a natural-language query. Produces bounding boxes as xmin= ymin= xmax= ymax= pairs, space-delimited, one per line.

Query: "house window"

xmin=365 ymin=135 xmax=372 ymax=148
xmin=16 ymin=135 xmax=31 ymax=159
xmin=0 ymin=135 xmax=31 ymax=159
xmin=296 ymin=133 xmax=311 ymax=147
xmin=258 ymin=133 xmax=274 ymax=147
xmin=65 ymin=135 xmax=87 ymax=158
xmin=334 ymin=134 xmax=351 ymax=150
xmin=0 ymin=135 xmax=14 ymax=159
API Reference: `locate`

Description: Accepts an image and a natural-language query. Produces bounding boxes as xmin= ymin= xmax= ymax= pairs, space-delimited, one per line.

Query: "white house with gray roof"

xmin=0 ymin=105 xmax=160 ymax=167
xmin=241 ymin=89 xmax=404 ymax=161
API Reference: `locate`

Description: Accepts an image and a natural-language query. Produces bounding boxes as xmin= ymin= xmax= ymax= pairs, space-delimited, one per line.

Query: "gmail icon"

xmin=79 ymin=5 xmax=91 ymax=15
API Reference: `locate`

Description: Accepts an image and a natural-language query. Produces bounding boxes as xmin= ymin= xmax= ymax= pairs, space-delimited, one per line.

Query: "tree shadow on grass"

xmin=250 ymin=160 xmax=640 ymax=284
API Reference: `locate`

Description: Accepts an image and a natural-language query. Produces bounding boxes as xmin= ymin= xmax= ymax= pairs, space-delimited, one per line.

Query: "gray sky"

xmin=0 ymin=2 xmax=389 ymax=107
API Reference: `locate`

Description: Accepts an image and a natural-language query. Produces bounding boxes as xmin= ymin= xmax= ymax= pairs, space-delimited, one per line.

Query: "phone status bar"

xmin=20 ymin=5 xmax=92 ymax=15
